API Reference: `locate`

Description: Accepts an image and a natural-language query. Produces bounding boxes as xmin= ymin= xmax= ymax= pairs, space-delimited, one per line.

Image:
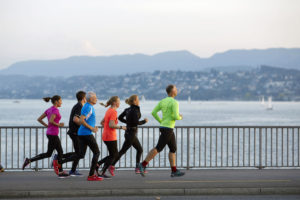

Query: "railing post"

xmin=187 ymin=128 xmax=190 ymax=170
xmin=35 ymin=128 xmax=38 ymax=172
xmin=258 ymin=128 xmax=264 ymax=170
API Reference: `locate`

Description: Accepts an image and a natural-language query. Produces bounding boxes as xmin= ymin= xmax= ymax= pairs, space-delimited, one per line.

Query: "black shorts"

xmin=155 ymin=127 xmax=177 ymax=153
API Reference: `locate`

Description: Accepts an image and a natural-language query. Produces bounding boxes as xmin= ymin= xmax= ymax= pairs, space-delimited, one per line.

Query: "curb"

xmin=0 ymin=187 xmax=300 ymax=198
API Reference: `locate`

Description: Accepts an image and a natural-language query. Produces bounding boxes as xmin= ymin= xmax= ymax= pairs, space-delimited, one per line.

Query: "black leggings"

xmin=59 ymin=133 xmax=80 ymax=172
xmin=98 ymin=141 xmax=118 ymax=174
xmin=29 ymin=135 xmax=65 ymax=172
xmin=112 ymin=128 xmax=143 ymax=166
xmin=78 ymin=135 xmax=100 ymax=176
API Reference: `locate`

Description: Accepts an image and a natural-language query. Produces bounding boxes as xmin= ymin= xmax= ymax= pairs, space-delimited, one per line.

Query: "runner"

xmin=111 ymin=95 xmax=148 ymax=174
xmin=22 ymin=95 xmax=69 ymax=178
xmin=77 ymin=91 xmax=103 ymax=181
xmin=63 ymin=91 xmax=86 ymax=176
xmin=96 ymin=96 xmax=126 ymax=179
xmin=138 ymin=85 xmax=185 ymax=177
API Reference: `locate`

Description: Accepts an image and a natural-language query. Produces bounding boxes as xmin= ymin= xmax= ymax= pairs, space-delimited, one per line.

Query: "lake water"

xmin=0 ymin=99 xmax=299 ymax=126
xmin=0 ymin=99 xmax=299 ymax=169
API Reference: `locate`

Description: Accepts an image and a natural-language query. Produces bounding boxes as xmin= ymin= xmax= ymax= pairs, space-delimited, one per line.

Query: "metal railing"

xmin=0 ymin=126 xmax=299 ymax=170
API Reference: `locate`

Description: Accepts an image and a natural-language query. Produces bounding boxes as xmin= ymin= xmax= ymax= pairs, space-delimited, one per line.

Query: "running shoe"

xmin=98 ymin=173 xmax=112 ymax=179
xmin=58 ymin=171 xmax=69 ymax=179
xmin=87 ymin=174 xmax=104 ymax=181
xmin=53 ymin=160 xmax=59 ymax=175
xmin=171 ymin=169 xmax=185 ymax=177
xmin=137 ymin=163 xmax=145 ymax=177
xmin=135 ymin=167 xmax=148 ymax=174
xmin=22 ymin=158 xmax=30 ymax=170
xmin=0 ymin=164 xmax=4 ymax=172
xmin=108 ymin=165 xmax=115 ymax=176
xmin=51 ymin=154 xmax=58 ymax=168
xmin=69 ymin=170 xmax=83 ymax=177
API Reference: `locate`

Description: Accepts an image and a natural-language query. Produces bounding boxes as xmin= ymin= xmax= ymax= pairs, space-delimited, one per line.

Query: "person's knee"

xmin=155 ymin=146 xmax=163 ymax=153
xmin=45 ymin=152 xmax=53 ymax=158
xmin=113 ymin=152 xmax=119 ymax=159
xmin=78 ymin=152 xmax=85 ymax=159
xmin=137 ymin=147 xmax=143 ymax=154
xmin=94 ymin=150 xmax=100 ymax=158
xmin=169 ymin=146 xmax=177 ymax=153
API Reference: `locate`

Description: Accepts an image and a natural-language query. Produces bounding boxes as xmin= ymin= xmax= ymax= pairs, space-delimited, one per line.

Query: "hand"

xmin=121 ymin=126 xmax=127 ymax=130
xmin=92 ymin=126 xmax=98 ymax=133
xmin=100 ymin=119 xmax=105 ymax=126
xmin=59 ymin=123 xmax=64 ymax=127
xmin=179 ymin=114 xmax=183 ymax=119
xmin=144 ymin=118 xmax=149 ymax=123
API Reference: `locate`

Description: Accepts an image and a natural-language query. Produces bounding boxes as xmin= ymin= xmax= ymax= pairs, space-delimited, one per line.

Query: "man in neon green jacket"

xmin=138 ymin=84 xmax=185 ymax=177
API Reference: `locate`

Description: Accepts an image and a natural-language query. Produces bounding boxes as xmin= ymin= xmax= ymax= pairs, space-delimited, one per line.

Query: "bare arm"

xmin=73 ymin=115 xmax=81 ymax=125
xmin=37 ymin=113 xmax=48 ymax=127
xmin=109 ymin=120 xmax=126 ymax=130
xmin=80 ymin=115 xmax=98 ymax=133
xmin=49 ymin=114 xmax=64 ymax=127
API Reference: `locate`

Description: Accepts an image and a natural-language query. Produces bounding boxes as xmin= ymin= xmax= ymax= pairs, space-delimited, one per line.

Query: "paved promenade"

xmin=0 ymin=169 xmax=299 ymax=198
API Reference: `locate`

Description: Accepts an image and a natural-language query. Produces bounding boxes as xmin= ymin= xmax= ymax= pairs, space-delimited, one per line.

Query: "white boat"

xmin=188 ymin=96 xmax=191 ymax=104
xmin=261 ymin=96 xmax=265 ymax=105
xmin=266 ymin=96 xmax=273 ymax=110
xmin=141 ymin=95 xmax=146 ymax=103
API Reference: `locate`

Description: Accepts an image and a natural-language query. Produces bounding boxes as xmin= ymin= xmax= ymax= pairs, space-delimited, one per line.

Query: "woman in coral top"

xmin=96 ymin=96 xmax=126 ymax=178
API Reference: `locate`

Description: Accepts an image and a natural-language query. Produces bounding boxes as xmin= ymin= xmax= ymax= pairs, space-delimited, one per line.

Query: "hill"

xmin=1 ymin=48 xmax=300 ymax=76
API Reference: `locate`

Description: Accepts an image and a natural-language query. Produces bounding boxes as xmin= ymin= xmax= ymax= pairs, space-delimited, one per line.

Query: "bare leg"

xmin=144 ymin=148 xmax=158 ymax=163
xmin=169 ymin=152 xmax=176 ymax=167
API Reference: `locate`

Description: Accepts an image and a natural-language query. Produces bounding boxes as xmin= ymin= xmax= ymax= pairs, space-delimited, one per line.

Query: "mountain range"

xmin=1 ymin=48 xmax=300 ymax=77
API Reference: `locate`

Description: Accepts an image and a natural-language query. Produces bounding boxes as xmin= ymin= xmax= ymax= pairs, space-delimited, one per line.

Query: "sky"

xmin=0 ymin=0 xmax=300 ymax=69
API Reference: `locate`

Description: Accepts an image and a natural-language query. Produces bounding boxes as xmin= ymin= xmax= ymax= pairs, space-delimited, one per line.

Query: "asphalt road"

xmin=0 ymin=169 xmax=299 ymax=198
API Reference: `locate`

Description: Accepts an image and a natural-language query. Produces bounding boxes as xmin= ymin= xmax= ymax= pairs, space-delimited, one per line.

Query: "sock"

xmin=171 ymin=166 xmax=177 ymax=172
xmin=142 ymin=161 xmax=148 ymax=167
xmin=136 ymin=163 xmax=139 ymax=168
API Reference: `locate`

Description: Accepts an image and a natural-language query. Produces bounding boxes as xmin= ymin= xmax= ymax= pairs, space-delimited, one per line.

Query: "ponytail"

xmin=125 ymin=94 xmax=138 ymax=106
xmin=43 ymin=95 xmax=61 ymax=104
xmin=100 ymin=96 xmax=119 ymax=107
xmin=43 ymin=97 xmax=51 ymax=102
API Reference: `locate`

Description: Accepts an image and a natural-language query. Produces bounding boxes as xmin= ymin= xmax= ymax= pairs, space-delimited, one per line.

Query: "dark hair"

xmin=100 ymin=96 xmax=119 ymax=107
xmin=125 ymin=95 xmax=138 ymax=106
xmin=166 ymin=84 xmax=175 ymax=95
xmin=76 ymin=91 xmax=86 ymax=101
xmin=43 ymin=95 xmax=61 ymax=104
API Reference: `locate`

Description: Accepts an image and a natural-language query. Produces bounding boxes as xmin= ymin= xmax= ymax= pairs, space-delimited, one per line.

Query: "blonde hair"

xmin=100 ymin=96 xmax=119 ymax=107
xmin=125 ymin=95 xmax=138 ymax=106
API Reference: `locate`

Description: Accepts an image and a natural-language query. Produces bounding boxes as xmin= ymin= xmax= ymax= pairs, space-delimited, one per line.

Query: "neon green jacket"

xmin=151 ymin=97 xmax=182 ymax=128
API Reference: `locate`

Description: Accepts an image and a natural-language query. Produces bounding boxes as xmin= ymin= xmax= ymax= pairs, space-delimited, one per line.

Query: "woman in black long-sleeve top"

xmin=111 ymin=95 xmax=148 ymax=174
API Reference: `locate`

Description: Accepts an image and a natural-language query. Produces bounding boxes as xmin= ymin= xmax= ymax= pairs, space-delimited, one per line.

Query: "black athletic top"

xmin=118 ymin=105 xmax=146 ymax=128
xmin=67 ymin=102 xmax=82 ymax=135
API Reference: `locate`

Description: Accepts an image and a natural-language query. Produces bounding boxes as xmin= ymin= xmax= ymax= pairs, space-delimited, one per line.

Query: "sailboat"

xmin=188 ymin=96 xmax=191 ymax=104
xmin=266 ymin=96 xmax=273 ymax=110
xmin=141 ymin=95 xmax=146 ymax=103
xmin=261 ymin=96 xmax=265 ymax=105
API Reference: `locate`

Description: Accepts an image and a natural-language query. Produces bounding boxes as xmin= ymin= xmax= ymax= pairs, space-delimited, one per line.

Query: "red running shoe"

xmin=53 ymin=160 xmax=59 ymax=175
xmin=87 ymin=174 xmax=104 ymax=181
xmin=108 ymin=165 xmax=115 ymax=176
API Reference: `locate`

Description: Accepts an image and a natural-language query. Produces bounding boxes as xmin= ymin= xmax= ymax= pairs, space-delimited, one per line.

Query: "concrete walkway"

xmin=0 ymin=169 xmax=299 ymax=198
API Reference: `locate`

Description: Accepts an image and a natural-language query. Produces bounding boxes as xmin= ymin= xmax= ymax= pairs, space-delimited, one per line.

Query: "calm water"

xmin=1 ymin=99 xmax=300 ymax=169
xmin=0 ymin=99 xmax=299 ymax=126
